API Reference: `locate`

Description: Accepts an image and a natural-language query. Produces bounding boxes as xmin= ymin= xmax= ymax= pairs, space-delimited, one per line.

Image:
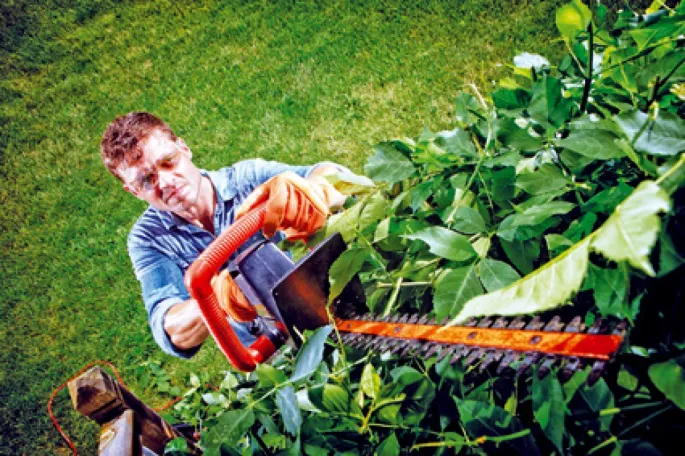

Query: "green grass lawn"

xmin=0 ymin=0 xmax=570 ymax=453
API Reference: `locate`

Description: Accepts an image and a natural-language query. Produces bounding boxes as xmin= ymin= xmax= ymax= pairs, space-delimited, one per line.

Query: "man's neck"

xmin=174 ymin=176 xmax=217 ymax=234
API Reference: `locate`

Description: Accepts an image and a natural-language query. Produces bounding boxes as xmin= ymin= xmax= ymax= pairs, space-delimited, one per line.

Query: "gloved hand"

xmin=236 ymin=171 xmax=344 ymax=239
xmin=211 ymin=269 xmax=257 ymax=323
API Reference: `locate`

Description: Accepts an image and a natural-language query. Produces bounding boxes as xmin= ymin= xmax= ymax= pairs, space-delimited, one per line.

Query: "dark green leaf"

xmin=478 ymin=258 xmax=521 ymax=292
xmin=491 ymin=167 xmax=517 ymax=202
xmin=658 ymin=227 xmax=685 ymax=277
xmin=276 ymin=386 xmax=302 ymax=436
xmin=309 ymin=384 xmax=362 ymax=416
xmin=434 ymin=265 xmax=483 ymax=319
xmin=364 ymin=142 xmax=416 ymax=183
xmin=435 ymin=129 xmax=478 ymax=158
xmin=568 ymin=378 xmax=615 ymax=429
xmin=456 ymin=400 xmax=540 ymax=456
xmin=528 ymin=75 xmax=574 ymax=128
xmin=501 ymin=238 xmax=541 ymax=274
xmin=496 ymin=118 xmax=543 ymax=152
xmin=533 ymin=373 xmax=566 ymax=454
xmin=492 ymin=88 xmax=531 ymax=110
xmin=410 ymin=180 xmax=435 ymax=212
xmin=404 ymin=227 xmax=477 ymax=262
xmin=455 ymin=92 xmax=481 ymax=125
xmin=451 ymin=207 xmax=487 ymax=234
xmin=290 ymin=325 xmax=333 ymax=382
xmin=615 ymin=110 xmax=685 ymax=156
xmin=648 ymin=356 xmax=685 ymax=411
xmin=329 ymin=247 xmax=370 ymax=303
xmin=588 ymin=264 xmax=632 ymax=319
xmin=582 ymin=183 xmax=634 ymax=215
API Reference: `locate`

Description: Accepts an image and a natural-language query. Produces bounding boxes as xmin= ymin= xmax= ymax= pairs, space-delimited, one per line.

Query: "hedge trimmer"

xmin=185 ymin=204 xmax=625 ymax=383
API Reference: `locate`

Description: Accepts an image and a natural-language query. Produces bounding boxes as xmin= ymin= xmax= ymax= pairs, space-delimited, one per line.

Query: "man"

xmin=101 ymin=112 xmax=347 ymax=359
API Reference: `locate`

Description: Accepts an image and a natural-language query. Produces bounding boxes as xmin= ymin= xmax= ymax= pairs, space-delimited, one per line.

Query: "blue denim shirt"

xmin=127 ymin=158 xmax=337 ymax=359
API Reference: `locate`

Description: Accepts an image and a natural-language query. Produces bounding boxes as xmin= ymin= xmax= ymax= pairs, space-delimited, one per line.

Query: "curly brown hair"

xmin=100 ymin=112 xmax=177 ymax=180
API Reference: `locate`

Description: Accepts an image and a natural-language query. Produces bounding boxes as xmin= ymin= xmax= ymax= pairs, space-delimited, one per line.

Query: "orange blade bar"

xmin=335 ymin=319 xmax=623 ymax=360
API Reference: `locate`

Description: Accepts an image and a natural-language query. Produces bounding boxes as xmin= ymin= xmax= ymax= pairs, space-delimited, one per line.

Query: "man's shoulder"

xmin=127 ymin=207 xmax=171 ymax=247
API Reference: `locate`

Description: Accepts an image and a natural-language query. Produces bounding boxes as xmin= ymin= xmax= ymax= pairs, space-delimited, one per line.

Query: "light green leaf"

xmin=556 ymin=0 xmax=592 ymax=41
xmin=557 ymin=129 xmax=626 ymax=160
xmin=404 ymin=226 xmax=477 ymax=262
xmin=364 ymin=142 xmax=416 ymax=183
xmin=533 ymin=373 xmax=566 ymax=454
xmin=516 ymin=164 xmax=569 ymax=195
xmin=325 ymin=172 xmax=376 ymax=194
xmin=328 ymin=247 xmax=369 ymax=303
xmin=308 ymin=384 xmax=362 ymax=416
xmin=358 ymin=192 xmax=387 ymax=232
xmin=435 ymin=129 xmax=478 ymax=158
xmin=478 ymin=258 xmax=521 ymax=292
xmin=473 ymin=236 xmax=492 ymax=259
xmin=290 ymin=325 xmax=333 ymax=382
xmin=498 ymin=200 xmax=575 ymax=241
xmin=360 ymin=363 xmax=381 ymax=399
xmin=591 ymin=181 xmax=671 ymax=275
xmin=452 ymin=237 xmax=590 ymax=323
xmin=434 ymin=265 xmax=484 ymax=320
xmin=451 ymin=207 xmax=487 ymax=234
xmin=376 ymin=433 xmax=400 ymax=456
xmin=325 ymin=202 xmax=363 ymax=242
xmin=615 ymin=110 xmax=685 ymax=156
xmin=649 ymin=356 xmax=685 ymax=411
xmin=276 ymin=386 xmax=302 ymax=436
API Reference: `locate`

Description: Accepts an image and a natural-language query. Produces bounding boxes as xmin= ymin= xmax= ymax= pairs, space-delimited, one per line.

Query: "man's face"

xmin=118 ymin=129 xmax=204 ymax=213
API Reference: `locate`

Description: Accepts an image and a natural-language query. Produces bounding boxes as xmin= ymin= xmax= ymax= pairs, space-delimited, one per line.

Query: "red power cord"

xmin=48 ymin=360 xmax=189 ymax=455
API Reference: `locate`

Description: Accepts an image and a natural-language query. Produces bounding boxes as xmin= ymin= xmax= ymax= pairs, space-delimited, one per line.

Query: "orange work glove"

xmin=211 ymin=269 xmax=257 ymax=323
xmin=236 ymin=171 xmax=343 ymax=239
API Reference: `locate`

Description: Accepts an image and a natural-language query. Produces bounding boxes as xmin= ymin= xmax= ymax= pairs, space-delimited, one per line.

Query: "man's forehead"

xmin=117 ymin=130 xmax=176 ymax=176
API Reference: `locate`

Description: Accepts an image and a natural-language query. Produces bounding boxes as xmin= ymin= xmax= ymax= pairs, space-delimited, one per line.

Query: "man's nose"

xmin=157 ymin=169 xmax=175 ymax=188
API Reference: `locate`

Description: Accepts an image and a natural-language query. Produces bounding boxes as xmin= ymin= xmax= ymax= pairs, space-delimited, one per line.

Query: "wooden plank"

xmin=99 ymin=409 xmax=141 ymax=456
xmin=68 ymin=366 xmax=197 ymax=455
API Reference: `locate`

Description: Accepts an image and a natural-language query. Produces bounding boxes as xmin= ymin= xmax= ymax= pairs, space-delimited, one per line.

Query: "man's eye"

xmin=142 ymin=173 xmax=155 ymax=185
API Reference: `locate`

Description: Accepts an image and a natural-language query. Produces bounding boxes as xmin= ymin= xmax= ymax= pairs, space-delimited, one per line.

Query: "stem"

xmin=250 ymin=429 xmax=274 ymax=456
xmin=381 ymin=277 xmax=403 ymax=317
xmin=588 ymin=436 xmax=618 ymax=455
xmin=570 ymin=400 xmax=665 ymax=420
xmin=656 ymin=153 xmax=685 ymax=196
xmin=580 ymin=24 xmax=594 ymax=113
xmin=646 ymin=57 xmax=685 ymax=110
xmin=617 ymin=404 xmax=674 ymax=438
xmin=376 ymin=281 xmax=431 ymax=288
xmin=411 ymin=440 xmax=465 ymax=450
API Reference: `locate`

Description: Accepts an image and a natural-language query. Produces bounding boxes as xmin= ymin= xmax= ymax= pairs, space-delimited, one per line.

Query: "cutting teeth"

xmin=516 ymin=352 xmax=542 ymax=377
xmin=425 ymin=344 xmax=443 ymax=359
xmin=479 ymin=350 xmax=504 ymax=372
xmin=492 ymin=317 xmax=508 ymax=329
xmin=417 ymin=315 xmax=429 ymax=324
xmin=537 ymin=355 xmax=559 ymax=379
xmin=587 ymin=360 xmax=607 ymax=386
xmin=496 ymin=350 xmax=520 ymax=374
xmin=464 ymin=348 xmax=487 ymax=367
xmin=477 ymin=317 xmax=494 ymax=328
xmin=508 ymin=317 xmax=526 ymax=330
xmin=588 ymin=317 xmax=607 ymax=334
xmin=543 ymin=316 xmax=565 ymax=332
xmin=525 ymin=317 xmax=545 ymax=331
xmin=558 ymin=356 xmax=583 ymax=382
xmin=565 ymin=316 xmax=585 ymax=333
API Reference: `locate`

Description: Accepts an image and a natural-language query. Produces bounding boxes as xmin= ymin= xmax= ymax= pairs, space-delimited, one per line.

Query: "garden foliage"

xmin=165 ymin=2 xmax=685 ymax=454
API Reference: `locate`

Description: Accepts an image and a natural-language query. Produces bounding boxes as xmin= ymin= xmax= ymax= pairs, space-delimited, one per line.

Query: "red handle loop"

xmin=184 ymin=204 xmax=270 ymax=372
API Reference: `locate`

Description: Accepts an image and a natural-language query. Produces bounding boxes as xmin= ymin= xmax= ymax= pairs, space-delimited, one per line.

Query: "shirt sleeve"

xmin=128 ymin=236 xmax=257 ymax=359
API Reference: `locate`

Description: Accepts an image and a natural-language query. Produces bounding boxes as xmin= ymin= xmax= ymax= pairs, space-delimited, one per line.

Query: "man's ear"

xmin=177 ymin=138 xmax=192 ymax=159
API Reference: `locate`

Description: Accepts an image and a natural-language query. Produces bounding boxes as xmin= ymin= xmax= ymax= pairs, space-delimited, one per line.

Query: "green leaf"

xmin=492 ymin=88 xmax=531 ymax=110
xmin=455 ymin=92 xmax=481 ymax=125
xmin=533 ymin=373 xmax=566 ymax=454
xmin=326 ymin=202 xmax=363 ymax=242
xmin=588 ymin=264 xmax=632 ymax=319
xmin=202 ymin=409 xmax=255 ymax=448
xmin=568 ymin=378 xmax=615 ymax=429
xmin=648 ymin=356 xmax=685 ymax=411
xmin=557 ymin=129 xmax=626 ymax=160
xmin=375 ymin=433 xmax=400 ymax=456
xmin=435 ymin=129 xmax=478 ymax=158
xmin=326 ymin=172 xmax=376 ymax=194
xmin=478 ymin=258 xmax=521 ymax=292
xmin=501 ymin=238 xmax=541 ymax=274
xmin=658 ymin=227 xmax=685 ymax=276
xmin=329 ymin=247 xmax=369 ymax=304
xmin=456 ymin=400 xmax=540 ymax=456
xmin=556 ymin=0 xmax=592 ymax=41
xmin=290 ymin=325 xmax=333 ymax=382
xmin=498 ymin=200 xmax=575 ymax=242
xmin=434 ymin=265 xmax=484 ymax=320
xmin=364 ymin=142 xmax=416 ymax=183
xmin=256 ymin=364 xmax=287 ymax=388
xmin=451 ymin=207 xmax=487 ymax=234
xmin=404 ymin=226 xmax=477 ymax=262
xmin=358 ymin=192 xmax=388 ymax=232
xmin=496 ymin=118 xmax=542 ymax=152
xmin=591 ymin=181 xmax=671 ymax=275
xmin=308 ymin=384 xmax=362 ymax=416
xmin=516 ymin=164 xmax=569 ymax=195
xmin=491 ymin=166 xmax=517 ymax=202
xmin=360 ymin=363 xmax=381 ymax=399
xmin=615 ymin=110 xmax=685 ymax=156
xmin=453 ymin=237 xmax=591 ymax=323
xmin=409 ymin=180 xmax=435 ymax=212
xmin=276 ymin=386 xmax=302 ymax=436
xmin=528 ymin=75 xmax=574 ymax=128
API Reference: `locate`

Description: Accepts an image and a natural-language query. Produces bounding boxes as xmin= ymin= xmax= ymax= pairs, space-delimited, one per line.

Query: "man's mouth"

xmin=164 ymin=186 xmax=183 ymax=204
